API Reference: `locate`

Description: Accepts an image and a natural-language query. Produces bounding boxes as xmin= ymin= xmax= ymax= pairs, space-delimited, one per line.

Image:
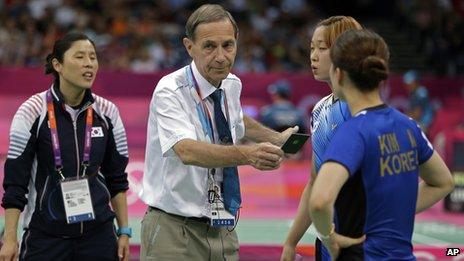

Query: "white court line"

xmin=412 ymin=232 xmax=452 ymax=247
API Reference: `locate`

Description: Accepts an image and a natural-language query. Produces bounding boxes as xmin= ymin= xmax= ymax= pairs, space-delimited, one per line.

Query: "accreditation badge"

xmin=60 ymin=178 xmax=95 ymax=224
xmin=210 ymin=202 xmax=236 ymax=227
xmin=209 ymin=184 xmax=235 ymax=227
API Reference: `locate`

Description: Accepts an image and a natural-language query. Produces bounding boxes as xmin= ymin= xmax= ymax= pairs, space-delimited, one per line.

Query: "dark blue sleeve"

xmin=2 ymin=115 xmax=39 ymax=211
xmin=100 ymin=109 xmax=129 ymax=198
xmin=322 ymin=121 xmax=365 ymax=176
xmin=413 ymin=122 xmax=434 ymax=164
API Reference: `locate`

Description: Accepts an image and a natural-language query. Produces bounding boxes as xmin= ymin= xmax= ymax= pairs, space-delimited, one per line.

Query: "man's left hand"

xmin=277 ymin=126 xmax=299 ymax=146
xmin=117 ymin=235 xmax=130 ymax=261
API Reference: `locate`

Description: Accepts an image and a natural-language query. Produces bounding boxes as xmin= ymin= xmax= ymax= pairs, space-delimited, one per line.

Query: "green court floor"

xmin=2 ymin=217 xmax=462 ymax=245
xmin=129 ymin=218 xmax=464 ymax=245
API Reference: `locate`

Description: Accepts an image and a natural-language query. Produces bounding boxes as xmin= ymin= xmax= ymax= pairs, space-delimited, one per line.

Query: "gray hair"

xmin=185 ymin=4 xmax=238 ymax=41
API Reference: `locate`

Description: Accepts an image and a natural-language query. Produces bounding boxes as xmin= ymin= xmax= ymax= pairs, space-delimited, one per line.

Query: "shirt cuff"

xmin=161 ymin=132 xmax=197 ymax=156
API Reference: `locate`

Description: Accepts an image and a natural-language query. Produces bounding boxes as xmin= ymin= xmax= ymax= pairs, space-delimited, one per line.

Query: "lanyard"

xmin=189 ymin=65 xmax=231 ymax=144
xmin=46 ymin=90 xmax=93 ymax=180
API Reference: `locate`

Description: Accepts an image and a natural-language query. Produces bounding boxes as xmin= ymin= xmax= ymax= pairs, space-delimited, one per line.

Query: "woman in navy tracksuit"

xmin=0 ymin=33 xmax=131 ymax=261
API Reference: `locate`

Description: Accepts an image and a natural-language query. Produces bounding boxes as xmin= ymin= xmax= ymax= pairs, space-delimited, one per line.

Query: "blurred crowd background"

xmin=0 ymin=0 xmax=463 ymax=75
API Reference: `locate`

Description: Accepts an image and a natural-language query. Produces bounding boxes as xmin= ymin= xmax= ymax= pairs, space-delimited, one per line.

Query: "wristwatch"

xmin=316 ymin=223 xmax=335 ymax=241
xmin=116 ymin=227 xmax=132 ymax=238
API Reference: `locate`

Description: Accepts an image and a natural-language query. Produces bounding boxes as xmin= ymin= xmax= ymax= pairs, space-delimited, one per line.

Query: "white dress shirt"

xmin=139 ymin=61 xmax=245 ymax=218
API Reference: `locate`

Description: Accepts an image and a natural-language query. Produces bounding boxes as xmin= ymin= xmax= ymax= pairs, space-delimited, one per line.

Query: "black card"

xmin=281 ymin=133 xmax=310 ymax=154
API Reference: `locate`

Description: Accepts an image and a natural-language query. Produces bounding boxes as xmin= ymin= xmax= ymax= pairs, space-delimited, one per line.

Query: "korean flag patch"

xmin=91 ymin=127 xmax=104 ymax=138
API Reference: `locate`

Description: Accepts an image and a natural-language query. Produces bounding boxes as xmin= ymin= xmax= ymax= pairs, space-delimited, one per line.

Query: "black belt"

xmin=149 ymin=206 xmax=210 ymax=224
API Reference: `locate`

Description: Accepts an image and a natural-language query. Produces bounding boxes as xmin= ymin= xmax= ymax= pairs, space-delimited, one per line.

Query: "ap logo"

xmin=446 ymin=248 xmax=461 ymax=256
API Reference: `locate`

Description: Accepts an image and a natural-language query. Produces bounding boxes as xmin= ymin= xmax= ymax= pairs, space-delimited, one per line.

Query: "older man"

xmin=139 ymin=4 xmax=297 ymax=261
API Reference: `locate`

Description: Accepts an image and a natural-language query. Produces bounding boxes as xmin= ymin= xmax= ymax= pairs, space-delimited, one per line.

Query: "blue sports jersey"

xmin=311 ymin=94 xmax=351 ymax=172
xmin=323 ymin=104 xmax=434 ymax=261
xmin=312 ymin=94 xmax=361 ymax=261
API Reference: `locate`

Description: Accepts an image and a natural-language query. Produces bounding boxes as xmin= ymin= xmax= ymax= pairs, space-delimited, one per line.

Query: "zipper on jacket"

xmin=66 ymin=104 xmax=92 ymax=178
xmin=71 ymin=119 xmax=85 ymax=234
xmin=72 ymin=121 xmax=80 ymax=178
xmin=39 ymin=176 xmax=50 ymax=210
xmin=59 ymin=101 xmax=93 ymax=235
xmin=70 ymin=103 xmax=92 ymax=178
xmin=70 ymin=104 xmax=91 ymax=235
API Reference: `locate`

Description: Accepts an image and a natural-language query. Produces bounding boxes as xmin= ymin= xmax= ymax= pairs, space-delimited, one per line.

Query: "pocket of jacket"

xmin=39 ymin=179 xmax=66 ymax=222
xmin=90 ymin=174 xmax=111 ymax=210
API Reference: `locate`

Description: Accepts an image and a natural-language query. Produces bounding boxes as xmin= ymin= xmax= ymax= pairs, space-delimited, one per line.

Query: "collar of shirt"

xmin=64 ymin=104 xmax=80 ymax=122
xmin=51 ymin=82 xmax=94 ymax=107
xmin=330 ymin=93 xmax=340 ymax=104
xmin=191 ymin=61 xmax=220 ymax=100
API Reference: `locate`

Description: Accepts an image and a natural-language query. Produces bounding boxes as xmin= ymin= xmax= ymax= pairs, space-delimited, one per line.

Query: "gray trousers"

xmin=140 ymin=207 xmax=239 ymax=261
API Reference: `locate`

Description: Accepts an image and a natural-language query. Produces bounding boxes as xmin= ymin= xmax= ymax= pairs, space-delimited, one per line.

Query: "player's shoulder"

xmin=312 ymin=94 xmax=333 ymax=113
xmin=14 ymin=91 xmax=46 ymax=125
xmin=382 ymin=107 xmax=415 ymax=126
xmin=341 ymin=107 xmax=374 ymax=131
xmin=339 ymin=115 xmax=364 ymax=131
xmin=352 ymin=105 xmax=414 ymax=131
xmin=92 ymin=93 xmax=119 ymax=119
